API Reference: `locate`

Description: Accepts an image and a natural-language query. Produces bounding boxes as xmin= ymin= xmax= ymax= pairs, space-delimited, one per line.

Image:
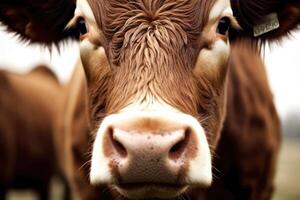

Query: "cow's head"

xmin=1 ymin=0 xmax=299 ymax=199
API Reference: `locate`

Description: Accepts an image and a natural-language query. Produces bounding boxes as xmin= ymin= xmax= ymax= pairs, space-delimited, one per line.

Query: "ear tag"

xmin=253 ymin=13 xmax=280 ymax=37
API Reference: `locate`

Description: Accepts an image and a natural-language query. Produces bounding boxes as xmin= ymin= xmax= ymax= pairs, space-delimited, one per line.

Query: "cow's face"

xmin=1 ymin=0 xmax=299 ymax=199
xmin=69 ymin=0 xmax=237 ymax=198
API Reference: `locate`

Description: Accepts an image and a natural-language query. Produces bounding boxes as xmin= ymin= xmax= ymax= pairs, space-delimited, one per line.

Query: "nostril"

xmin=169 ymin=129 xmax=190 ymax=160
xmin=109 ymin=128 xmax=127 ymax=158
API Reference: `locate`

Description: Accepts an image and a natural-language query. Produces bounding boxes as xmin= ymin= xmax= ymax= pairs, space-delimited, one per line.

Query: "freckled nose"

xmin=90 ymin=111 xmax=212 ymax=188
xmin=105 ymin=125 xmax=192 ymax=184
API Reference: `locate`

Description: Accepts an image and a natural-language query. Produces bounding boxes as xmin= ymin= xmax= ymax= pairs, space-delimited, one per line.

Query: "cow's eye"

xmin=76 ymin=17 xmax=88 ymax=36
xmin=217 ymin=17 xmax=231 ymax=35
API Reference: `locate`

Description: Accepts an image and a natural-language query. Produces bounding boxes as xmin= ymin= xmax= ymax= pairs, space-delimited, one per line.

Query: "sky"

xmin=0 ymin=26 xmax=299 ymax=119
xmin=264 ymin=32 xmax=300 ymax=118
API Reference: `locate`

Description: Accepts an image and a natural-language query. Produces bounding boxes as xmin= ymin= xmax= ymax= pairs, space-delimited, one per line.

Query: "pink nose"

xmin=106 ymin=127 xmax=191 ymax=184
xmin=91 ymin=112 xmax=212 ymax=188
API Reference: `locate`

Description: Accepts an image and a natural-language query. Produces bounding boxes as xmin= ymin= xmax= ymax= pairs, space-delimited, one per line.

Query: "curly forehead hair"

xmin=85 ymin=0 xmax=220 ymax=117
xmin=87 ymin=0 xmax=217 ymax=59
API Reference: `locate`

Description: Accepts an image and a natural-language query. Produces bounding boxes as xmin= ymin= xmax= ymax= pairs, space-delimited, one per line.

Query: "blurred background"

xmin=0 ymin=25 xmax=299 ymax=200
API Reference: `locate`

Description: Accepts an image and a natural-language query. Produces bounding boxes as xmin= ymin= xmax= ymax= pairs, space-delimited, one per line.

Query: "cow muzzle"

xmin=90 ymin=111 xmax=212 ymax=199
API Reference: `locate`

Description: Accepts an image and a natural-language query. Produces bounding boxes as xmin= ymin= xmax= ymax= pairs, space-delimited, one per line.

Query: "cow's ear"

xmin=0 ymin=0 xmax=76 ymax=44
xmin=231 ymin=0 xmax=300 ymax=40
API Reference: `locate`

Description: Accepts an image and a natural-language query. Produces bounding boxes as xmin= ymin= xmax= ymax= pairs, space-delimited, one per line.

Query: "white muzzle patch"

xmin=90 ymin=110 xmax=212 ymax=187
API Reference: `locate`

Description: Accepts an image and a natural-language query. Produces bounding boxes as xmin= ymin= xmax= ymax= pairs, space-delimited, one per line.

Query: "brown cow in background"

xmin=205 ymin=39 xmax=281 ymax=199
xmin=0 ymin=66 xmax=70 ymax=200
xmin=0 ymin=0 xmax=300 ymax=200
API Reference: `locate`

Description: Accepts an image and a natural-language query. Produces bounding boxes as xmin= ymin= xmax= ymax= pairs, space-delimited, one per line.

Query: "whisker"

xmin=78 ymin=159 xmax=91 ymax=171
xmin=181 ymin=192 xmax=191 ymax=200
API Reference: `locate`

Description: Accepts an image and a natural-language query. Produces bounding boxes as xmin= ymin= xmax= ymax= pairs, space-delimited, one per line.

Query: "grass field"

xmin=274 ymin=138 xmax=300 ymax=200
xmin=6 ymin=139 xmax=300 ymax=200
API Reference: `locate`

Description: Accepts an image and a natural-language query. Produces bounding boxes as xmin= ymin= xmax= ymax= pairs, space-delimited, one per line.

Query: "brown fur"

xmin=55 ymin=65 xmax=115 ymax=200
xmin=203 ymin=39 xmax=281 ymax=200
xmin=0 ymin=1 xmax=299 ymax=200
xmin=0 ymin=66 xmax=70 ymax=200
xmin=84 ymin=0 xmax=225 ymax=148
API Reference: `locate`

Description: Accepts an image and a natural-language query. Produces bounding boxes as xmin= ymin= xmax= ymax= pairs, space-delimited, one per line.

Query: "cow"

xmin=0 ymin=0 xmax=299 ymax=199
xmin=0 ymin=66 xmax=70 ymax=200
